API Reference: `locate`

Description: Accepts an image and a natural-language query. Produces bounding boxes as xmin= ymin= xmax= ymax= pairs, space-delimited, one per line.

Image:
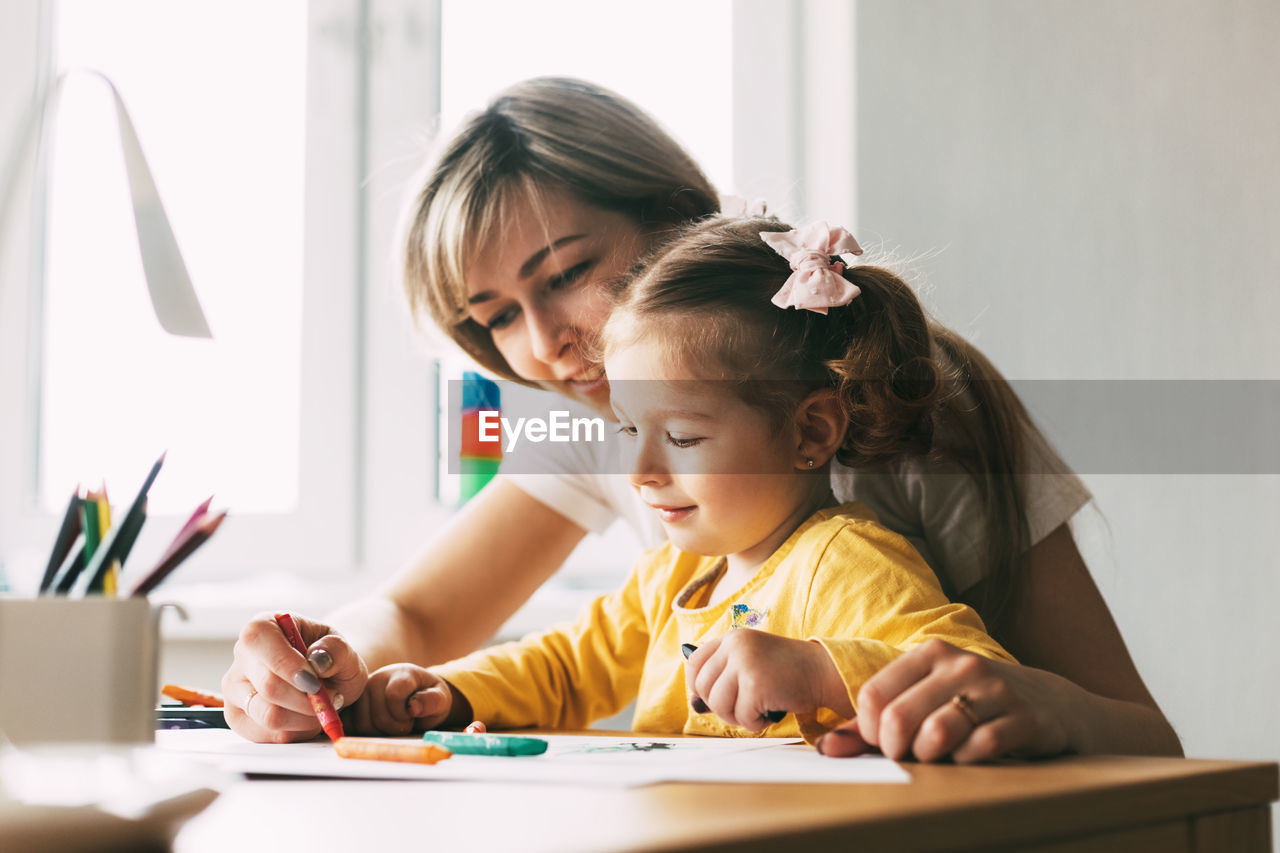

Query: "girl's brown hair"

xmin=608 ymin=216 xmax=1036 ymax=640
xmin=401 ymin=77 xmax=719 ymax=383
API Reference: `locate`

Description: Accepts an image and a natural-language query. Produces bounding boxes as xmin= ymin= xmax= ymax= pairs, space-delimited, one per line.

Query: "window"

xmin=1 ymin=1 xmax=365 ymax=586
xmin=0 ymin=0 xmax=821 ymax=600
xmin=42 ymin=1 xmax=308 ymax=516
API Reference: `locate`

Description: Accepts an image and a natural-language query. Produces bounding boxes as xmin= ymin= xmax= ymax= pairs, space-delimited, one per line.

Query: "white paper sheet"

xmin=155 ymin=729 xmax=909 ymax=787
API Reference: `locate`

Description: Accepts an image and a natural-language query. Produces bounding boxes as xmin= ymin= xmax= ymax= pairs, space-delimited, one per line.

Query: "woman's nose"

xmin=526 ymin=304 xmax=575 ymax=366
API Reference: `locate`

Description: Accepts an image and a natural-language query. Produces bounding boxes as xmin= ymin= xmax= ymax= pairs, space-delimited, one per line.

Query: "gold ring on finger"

xmin=951 ymin=692 xmax=980 ymax=727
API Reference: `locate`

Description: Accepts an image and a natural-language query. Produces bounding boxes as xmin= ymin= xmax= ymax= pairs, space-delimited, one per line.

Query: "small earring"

xmin=806 ymin=458 xmax=815 ymax=469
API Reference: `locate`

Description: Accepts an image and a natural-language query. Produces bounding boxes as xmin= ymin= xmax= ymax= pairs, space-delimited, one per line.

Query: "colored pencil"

xmin=38 ymin=488 xmax=82 ymax=593
xmin=73 ymin=498 xmax=146 ymax=597
xmin=72 ymin=452 xmax=163 ymax=596
xmin=44 ymin=531 xmax=87 ymax=595
xmin=127 ymin=510 xmax=224 ymax=597
xmin=80 ymin=495 xmax=101 ymax=564
xmin=153 ymin=496 xmax=212 ymax=567
xmin=98 ymin=487 xmax=118 ymax=597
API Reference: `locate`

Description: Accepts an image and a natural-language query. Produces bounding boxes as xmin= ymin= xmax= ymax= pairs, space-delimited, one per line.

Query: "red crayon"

xmin=274 ymin=612 xmax=345 ymax=741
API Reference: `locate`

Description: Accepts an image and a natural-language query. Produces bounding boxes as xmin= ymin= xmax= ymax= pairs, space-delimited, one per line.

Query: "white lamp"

xmin=1 ymin=68 xmax=211 ymax=338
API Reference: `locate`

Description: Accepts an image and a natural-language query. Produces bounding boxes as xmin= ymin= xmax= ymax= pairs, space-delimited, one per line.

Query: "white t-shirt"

xmin=505 ymin=418 xmax=1090 ymax=596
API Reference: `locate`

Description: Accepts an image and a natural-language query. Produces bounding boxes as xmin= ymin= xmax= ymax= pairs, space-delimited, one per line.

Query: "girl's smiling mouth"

xmin=648 ymin=504 xmax=697 ymax=523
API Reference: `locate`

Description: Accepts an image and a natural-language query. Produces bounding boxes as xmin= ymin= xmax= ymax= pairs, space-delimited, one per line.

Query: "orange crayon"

xmin=161 ymin=684 xmax=224 ymax=707
xmin=334 ymin=738 xmax=453 ymax=765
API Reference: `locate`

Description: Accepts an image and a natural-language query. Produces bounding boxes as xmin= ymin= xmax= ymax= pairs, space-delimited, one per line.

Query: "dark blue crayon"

xmin=681 ymin=643 xmax=786 ymax=724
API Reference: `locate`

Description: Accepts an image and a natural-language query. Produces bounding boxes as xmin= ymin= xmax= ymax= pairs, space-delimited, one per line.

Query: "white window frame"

xmin=0 ymin=2 xmax=58 ymax=589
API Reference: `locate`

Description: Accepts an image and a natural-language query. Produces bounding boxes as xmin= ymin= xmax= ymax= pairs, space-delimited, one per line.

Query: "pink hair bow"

xmin=760 ymin=222 xmax=864 ymax=315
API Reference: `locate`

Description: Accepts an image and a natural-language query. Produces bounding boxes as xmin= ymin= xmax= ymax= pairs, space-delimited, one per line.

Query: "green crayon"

xmin=422 ymin=730 xmax=547 ymax=756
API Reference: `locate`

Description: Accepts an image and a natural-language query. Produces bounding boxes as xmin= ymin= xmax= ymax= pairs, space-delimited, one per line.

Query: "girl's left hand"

xmin=684 ymin=631 xmax=852 ymax=731
xmin=346 ymin=663 xmax=459 ymax=736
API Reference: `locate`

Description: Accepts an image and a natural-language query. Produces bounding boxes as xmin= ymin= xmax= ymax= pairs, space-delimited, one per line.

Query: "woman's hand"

xmin=346 ymin=664 xmax=468 ymax=735
xmin=222 ymin=612 xmax=369 ymax=743
xmin=817 ymin=639 xmax=1075 ymax=762
xmin=685 ymin=631 xmax=853 ymax=731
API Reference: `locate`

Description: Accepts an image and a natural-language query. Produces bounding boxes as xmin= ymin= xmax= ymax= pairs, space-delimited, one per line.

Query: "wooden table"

xmin=173 ymin=751 xmax=1278 ymax=853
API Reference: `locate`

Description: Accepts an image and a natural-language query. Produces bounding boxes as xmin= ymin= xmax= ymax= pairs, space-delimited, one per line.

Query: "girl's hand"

xmin=816 ymin=639 xmax=1072 ymax=762
xmin=347 ymin=664 xmax=460 ymax=735
xmin=223 ymin=612 xmax=368 ymax=743
xmin=684 ymin=631 xmax=852 ymax=731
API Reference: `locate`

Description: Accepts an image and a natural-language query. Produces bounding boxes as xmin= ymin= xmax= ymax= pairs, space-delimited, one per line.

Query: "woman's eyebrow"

xmin=467 ymin=234 xmax=589 ymax=305
xmin=519 ymin=234 xmax=587 ymax=278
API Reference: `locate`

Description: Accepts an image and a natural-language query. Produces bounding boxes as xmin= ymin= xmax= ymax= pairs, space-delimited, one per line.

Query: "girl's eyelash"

xmin=616 ymin=425 xmax=703 ymax=448
xmin=611 ymin=422 xmax=701 ymax=445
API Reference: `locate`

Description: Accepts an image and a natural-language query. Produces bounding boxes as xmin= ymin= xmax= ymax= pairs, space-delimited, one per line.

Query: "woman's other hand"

xmin=819 ymin=526 xmax=1185 ymax=763
xmin=222 ymin=612 xmax=369 ymax=743
xmin=817 ymin=639 xmax=1073 ymax=762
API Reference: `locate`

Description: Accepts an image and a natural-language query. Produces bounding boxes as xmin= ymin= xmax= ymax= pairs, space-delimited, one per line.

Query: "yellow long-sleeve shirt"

xmin=433 ymin=503 xmax=1013 ymax=740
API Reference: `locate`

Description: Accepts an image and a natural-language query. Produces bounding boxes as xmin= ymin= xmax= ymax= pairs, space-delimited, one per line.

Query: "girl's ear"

xmin=793 ymin=389 xmax=848 ymax=469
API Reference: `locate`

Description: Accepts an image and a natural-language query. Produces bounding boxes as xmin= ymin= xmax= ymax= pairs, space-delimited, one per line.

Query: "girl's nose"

xmin=627 ymin=439 xmax=669 ymax=489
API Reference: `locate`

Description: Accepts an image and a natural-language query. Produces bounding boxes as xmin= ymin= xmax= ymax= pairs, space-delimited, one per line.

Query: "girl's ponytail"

xmin=826 ymin=267 xmax=1033 ymax=640
xmin=827 ymin=266 xmax=949 ymax=468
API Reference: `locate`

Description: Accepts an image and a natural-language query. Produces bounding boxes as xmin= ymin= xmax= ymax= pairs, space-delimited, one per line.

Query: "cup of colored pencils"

xmin=36 ymin=452 xmax=227 ymax=599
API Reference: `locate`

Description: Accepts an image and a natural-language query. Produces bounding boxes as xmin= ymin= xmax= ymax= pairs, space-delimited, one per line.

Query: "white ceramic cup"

xmin=0 ymin=597 xmax=161 ymax=745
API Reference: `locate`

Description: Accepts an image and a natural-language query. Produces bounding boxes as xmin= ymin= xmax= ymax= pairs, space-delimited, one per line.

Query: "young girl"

xmin=347 ymin=216 xmax=1012 ymax=739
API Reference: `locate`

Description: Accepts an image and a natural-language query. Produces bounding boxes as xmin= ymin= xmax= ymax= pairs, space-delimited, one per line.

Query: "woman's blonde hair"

xmin=402 ymin=77 xmax=719 ymax=382
xmin=608 ymin=216 xmax=1040 ymax=640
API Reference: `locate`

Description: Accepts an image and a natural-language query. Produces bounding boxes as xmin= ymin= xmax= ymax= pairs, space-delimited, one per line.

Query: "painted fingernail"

xmin=307 ymin=648 xmax=333 ymax=674
xmin=690 ymin=698 xmax=709 ymax=714
xmin=331 ymin=693 xmax=344 ymax=711
xmin=293 ymin=669 xmax=321 ymax=693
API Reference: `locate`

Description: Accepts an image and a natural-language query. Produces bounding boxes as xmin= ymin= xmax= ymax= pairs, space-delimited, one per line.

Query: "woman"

xmin=222 ymin=77 xmax=1180 ymax=761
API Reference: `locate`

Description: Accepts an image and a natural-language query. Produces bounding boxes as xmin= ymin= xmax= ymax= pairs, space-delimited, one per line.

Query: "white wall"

xmin=854 ymin=0 xmax=1279 ymax=838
